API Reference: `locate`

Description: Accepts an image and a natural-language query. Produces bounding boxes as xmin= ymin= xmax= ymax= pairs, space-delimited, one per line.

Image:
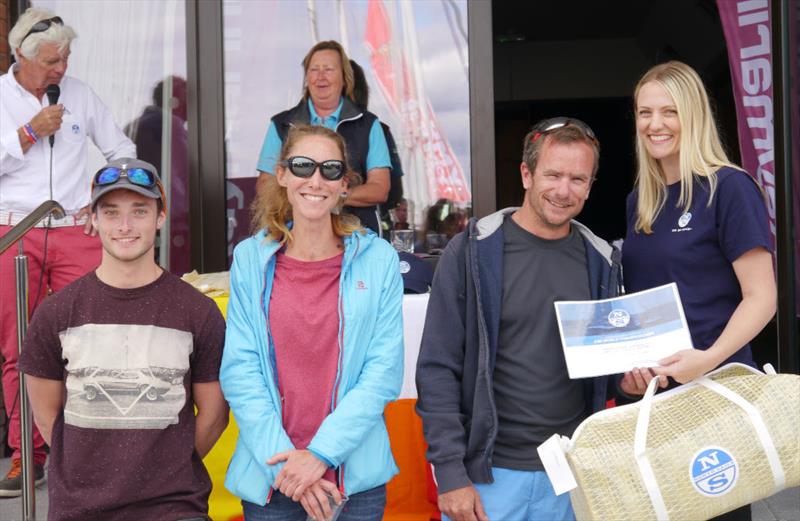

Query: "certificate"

xmin=554 ymin=283 xmax=693 ymax=378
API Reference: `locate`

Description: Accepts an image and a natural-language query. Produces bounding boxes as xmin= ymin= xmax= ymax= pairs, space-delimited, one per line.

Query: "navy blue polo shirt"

xmin=622 ymin=167 xmax=772 ymax=366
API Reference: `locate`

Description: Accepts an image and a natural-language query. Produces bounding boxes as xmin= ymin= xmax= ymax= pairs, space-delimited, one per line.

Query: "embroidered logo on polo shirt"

xmin=672 ymin=212 xmax=693 ymax=232
xmin=71 ymin=123 xmax=80 ymax=135
xmin=356 ymin=280 xmax=367 ymax=290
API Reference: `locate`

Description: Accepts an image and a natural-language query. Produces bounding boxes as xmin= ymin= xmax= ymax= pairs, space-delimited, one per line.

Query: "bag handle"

xmin=696 ymin=375 xmax=785 ymax=493
xmin=633 ymin=365 xmax=787 ymax=520
xmin=633 ymin=377 xmax=670 ymax=521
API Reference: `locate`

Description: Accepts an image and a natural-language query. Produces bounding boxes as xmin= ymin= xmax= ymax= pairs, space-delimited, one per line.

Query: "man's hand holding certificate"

xmin=554 ymin=283 xmax=693 ymax=379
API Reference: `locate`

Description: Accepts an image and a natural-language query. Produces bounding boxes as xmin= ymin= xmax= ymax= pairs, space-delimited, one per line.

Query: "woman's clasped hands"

xmin=268 ymin=449 xmax=344 ymax=521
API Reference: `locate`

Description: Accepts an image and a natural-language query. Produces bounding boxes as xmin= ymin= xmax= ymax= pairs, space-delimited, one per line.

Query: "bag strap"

xmin=633 ymin=368 xmax=787 ymax=520
xmin=696 ymin=376 xmax=786 ymax=493
xmin=633 ymin=377 xmax=670 ymax=521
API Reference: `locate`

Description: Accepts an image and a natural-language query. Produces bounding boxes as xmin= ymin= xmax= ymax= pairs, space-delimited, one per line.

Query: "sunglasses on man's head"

xmin=92 ymin=166 xmax=167 ymax=211
xmin=282 ymin=156 xmax=345 ymax=181
xmin=94 ymin=167 xmax=157 ymax=188
xmin=530 ymin=117 xmax=599 ymax=146
xmin=21 ymin=17 xmax=63 ymax=44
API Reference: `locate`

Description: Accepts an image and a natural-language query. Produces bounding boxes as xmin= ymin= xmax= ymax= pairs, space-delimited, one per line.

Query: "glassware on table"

xmin=305 ymin=493 xmax=348 ymax=521
xmin=390 ymin=230 xmax=414 ymax=253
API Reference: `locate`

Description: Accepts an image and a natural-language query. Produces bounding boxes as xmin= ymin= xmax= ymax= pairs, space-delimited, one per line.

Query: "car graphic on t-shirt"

xmin=82 ymin=369 xmax=171 ymax=402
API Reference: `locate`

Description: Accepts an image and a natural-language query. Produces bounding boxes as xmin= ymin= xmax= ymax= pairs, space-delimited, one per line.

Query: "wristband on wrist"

xmin=22 ymin=123 xmax=38 ymax=144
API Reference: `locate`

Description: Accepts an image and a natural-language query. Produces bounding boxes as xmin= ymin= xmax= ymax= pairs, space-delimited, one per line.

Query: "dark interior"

xmin=492 ymin=0 xmax=738 ymax=241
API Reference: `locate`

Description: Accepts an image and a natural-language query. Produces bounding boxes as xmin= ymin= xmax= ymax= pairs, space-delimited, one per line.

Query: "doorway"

xmin=492 ymin=0 xmax=738 ymax=242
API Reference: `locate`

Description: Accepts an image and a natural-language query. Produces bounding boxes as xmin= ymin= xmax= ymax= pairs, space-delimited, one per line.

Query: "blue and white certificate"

xmin=554 ymin=283 xmax=694 ymax=378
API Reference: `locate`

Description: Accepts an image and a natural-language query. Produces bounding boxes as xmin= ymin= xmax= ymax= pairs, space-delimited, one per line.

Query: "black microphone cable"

xmin=31 ymin=146 xmax=54 ymax=311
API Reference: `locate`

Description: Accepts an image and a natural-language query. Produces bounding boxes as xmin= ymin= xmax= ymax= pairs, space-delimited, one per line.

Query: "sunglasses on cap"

xmin=92 ymin=166 xmax=167 ymax=209
xmin=530 ymin=117 xmax=599 ymax=146
xmin=21 ymin=16 xmax=63 ymax=44
xmin=282 ymin=156 xmax=346 ymax=181
xmin=94 ymin=166 xmax=157 ymax=188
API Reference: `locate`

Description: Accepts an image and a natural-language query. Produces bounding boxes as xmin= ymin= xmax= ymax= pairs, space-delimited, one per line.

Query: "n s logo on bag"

xmin=690 ymin=447 xmax=739 ymax=496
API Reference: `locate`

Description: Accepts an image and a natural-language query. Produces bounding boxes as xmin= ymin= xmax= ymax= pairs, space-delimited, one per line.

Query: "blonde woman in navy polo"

xmin=621 ymin=61 xmax=776 ymax=521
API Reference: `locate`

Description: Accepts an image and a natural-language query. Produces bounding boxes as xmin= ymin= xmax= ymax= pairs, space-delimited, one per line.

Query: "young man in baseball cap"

xmin=19 ymin=158 xmax=228 ymax=521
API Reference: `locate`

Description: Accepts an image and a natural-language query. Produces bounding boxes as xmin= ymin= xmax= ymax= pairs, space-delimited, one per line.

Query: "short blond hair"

xmin=633 ymin=61 xmax=737 ymax=233
xmin=9 ymin=8 xmax=76 ymax=61
xmin=251 ymin=125 xmax=363 ymax=244
xmin=301 ymin=40 xmax=355 ymax=101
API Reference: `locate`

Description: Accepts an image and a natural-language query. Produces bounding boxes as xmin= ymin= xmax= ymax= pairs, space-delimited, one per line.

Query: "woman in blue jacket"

xmin=221 ymin=125 xmax=404 ymax=521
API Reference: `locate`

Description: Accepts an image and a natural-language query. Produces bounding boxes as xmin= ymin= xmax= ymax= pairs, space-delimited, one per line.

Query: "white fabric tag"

xmin=537 ymin=434 xmax=578 ymax=495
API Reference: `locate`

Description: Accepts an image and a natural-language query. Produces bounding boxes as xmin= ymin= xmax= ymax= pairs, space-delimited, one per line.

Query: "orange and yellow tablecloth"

xmin=205 ymin=295 xmax=439 ymax=521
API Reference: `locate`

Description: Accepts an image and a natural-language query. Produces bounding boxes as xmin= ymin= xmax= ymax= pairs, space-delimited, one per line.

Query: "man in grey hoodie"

xmin=416 ymin=117 xmax=622 ymax=521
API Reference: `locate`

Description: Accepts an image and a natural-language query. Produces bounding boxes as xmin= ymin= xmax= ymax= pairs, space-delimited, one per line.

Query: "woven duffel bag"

xmin=538 ymin=363 xmax=800 ymax=521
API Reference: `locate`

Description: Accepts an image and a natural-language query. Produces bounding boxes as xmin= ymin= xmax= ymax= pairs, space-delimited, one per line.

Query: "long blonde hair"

xmin=633 ymin=61 xmax=737 ymax=233
xmin=251 ymin=125 xmax=363 ymax=245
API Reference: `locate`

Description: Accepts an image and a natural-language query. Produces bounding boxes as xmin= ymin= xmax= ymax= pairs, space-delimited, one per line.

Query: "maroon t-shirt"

xmin=18 ymin=271 xmax=225 ymax=521
xmin=270 ymin=251 xmax=341 ymax=482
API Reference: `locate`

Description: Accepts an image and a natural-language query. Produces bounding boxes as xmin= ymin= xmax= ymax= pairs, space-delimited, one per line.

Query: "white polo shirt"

xmin=0 ymin=65 xmax=136 ymax=216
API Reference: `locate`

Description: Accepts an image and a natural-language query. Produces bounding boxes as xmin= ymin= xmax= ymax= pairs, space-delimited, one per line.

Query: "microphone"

xmin=46 ymin=84 xmax=60 ymax=147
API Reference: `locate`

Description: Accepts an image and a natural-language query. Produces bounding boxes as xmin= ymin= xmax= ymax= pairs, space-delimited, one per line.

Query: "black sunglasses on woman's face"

xmin=282 ymin=156 xmax=345 ymax=181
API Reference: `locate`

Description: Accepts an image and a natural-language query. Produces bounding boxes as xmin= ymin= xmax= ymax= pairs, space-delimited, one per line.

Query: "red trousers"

xmin=0 ymin=225 xmax=101 ymax=464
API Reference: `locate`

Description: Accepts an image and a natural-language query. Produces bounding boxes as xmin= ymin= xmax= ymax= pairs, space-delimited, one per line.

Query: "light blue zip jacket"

xmin=220 ymin=229 xmax=404 ymax=505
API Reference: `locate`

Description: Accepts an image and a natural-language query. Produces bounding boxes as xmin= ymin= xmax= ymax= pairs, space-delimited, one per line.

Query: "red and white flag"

xmin=364 ymin=0 xmax=471 ymax=204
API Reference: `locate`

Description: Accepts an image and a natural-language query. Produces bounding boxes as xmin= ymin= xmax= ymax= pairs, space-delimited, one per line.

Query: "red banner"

xmin=717 ymin=0 xmax=777 ymax=248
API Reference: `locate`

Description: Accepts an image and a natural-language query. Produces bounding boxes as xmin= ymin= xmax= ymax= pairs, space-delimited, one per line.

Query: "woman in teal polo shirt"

xmin=256 ymin=40 xmax=391 ymax=235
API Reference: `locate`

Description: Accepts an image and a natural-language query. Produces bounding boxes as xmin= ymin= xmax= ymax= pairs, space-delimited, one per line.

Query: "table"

xmin=205 ymin=294 xmax=438 ymax=521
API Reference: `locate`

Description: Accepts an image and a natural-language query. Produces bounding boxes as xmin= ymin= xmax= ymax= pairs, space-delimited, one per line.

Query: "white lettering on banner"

xmin=734 ymin=0 xmax=777 ymax=237
xmin=743 ymin=95 xmax=777 ymax=233
xmin=741 ymin=58 xmax=771 ymax=93
xmin=744 ymin=95 xmax=773 ymax=149
xmin=740 ymin=24 xmax=771 ymax=58
xmin=758 ymin=150 xmax=775 ymax=206
xmin=738 ymin=10 xmax=769 ymax=27
xmin=737 ymin=0 xmax=768 ymax=13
